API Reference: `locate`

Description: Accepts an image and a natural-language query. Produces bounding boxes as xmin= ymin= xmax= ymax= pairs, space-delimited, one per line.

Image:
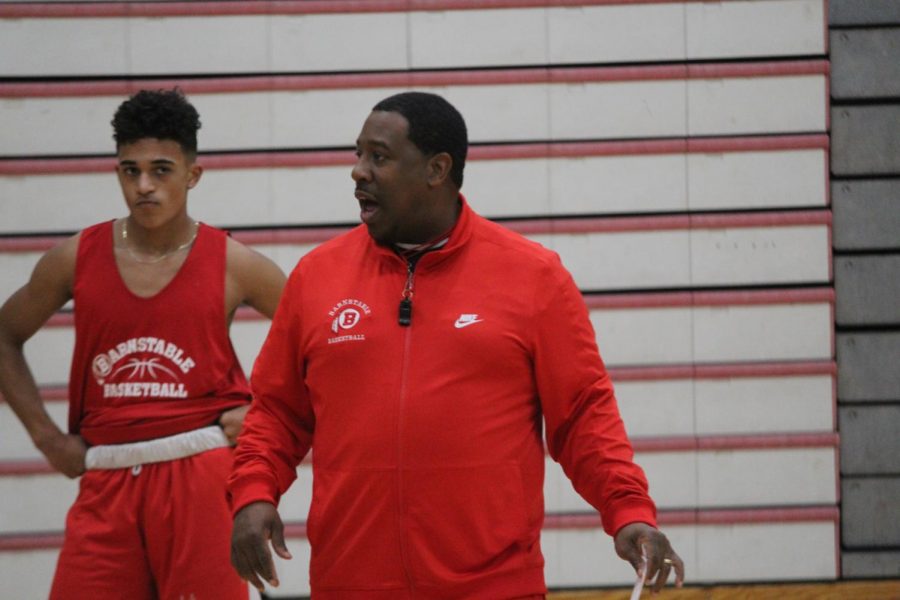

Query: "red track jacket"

xmin=229 ymin=198 xmax=656 ymax=598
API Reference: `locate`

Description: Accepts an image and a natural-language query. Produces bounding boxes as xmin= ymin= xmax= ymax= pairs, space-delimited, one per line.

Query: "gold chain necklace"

xmin=121 ymin=219 xmax=199 ymax=265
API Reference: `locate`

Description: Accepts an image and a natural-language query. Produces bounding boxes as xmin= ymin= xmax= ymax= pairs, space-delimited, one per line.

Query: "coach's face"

xmin=116 ymin=138 xmax=201 ymax=230
xmin=352 ymin=111 xmax=439 ymax=245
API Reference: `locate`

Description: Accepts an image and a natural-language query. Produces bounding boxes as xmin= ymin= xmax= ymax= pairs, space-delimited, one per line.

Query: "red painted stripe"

xmin=0 ymin=532 xmax=65 ymax=551
xmin=0 ymin=460 xmax=54 ymax=476
xmin=608 ymin=360 xmax=837 ymax=381
xmin=41 ymin=385 xmax=68 ymax=400
xmin=232 ymin=305 xmax=270 ymax=322
xmin=0 ymin=235 xmax=69 ymax=252
xmin=45 ymin=313 xmax=73 ymax=328
xmin=0 ymin=431 xmax=839 ymax=478
xmin=11 ymin=361 xmax=834 ymax=406
xmin=631 ymin=432 xmax=839 ymax=453
xmin=229 ymin=227 xmax=350 ymax=246
xmin=0 ymin=157 xmax=117 ymax=176
xmin=544 ymin=506 xmax=839 ymax=529
xmin=204 ymin=150 xmax=356 ymax=170
xmin=549 ymin=65 xmax=686 ymax=83
xmin=39 ymin=287 xmax=833 ymax=329
xmin=362 ymin=209 xmax=820 ymax=234
xmin=0 ymin=506 xmax=839 ymax=551
xmin=0 ymin=385 xmax=68 ymax=405
xmin=686 ymin=60 xmax=829 ymax=79
xmin=685 ymin=134 xmax=829 ymax=154
xmin=0 ymin=60 xmax=828 ymax=98
xmin=687 ymin=211 xmax=832 ymax=229
xmin=0 ymin=0 xmax=725 ymax=19
xmin=689 ymin=288 xmax=834 ymax=307
xmin=43 ymin=303 xmax=270 ymax=327
xmin=410 ymin=0 xmax=685 ymax=10
xmin=0 ymin=135 xmax=829 ymax=176
xmin=692 ymin=506 xmax=839 ymax=525
xmin=553 ymin=61 xmax=829 ymax=84
xmin=582 ymin=287 xmax=834 ymax=310
xmin=502 ymin=210 xmax=831 ymax=235
xmin=0 ymin=210 xmax=832 ymax=254
xmin=0 ymin=228 xmax=346 ymax=254
xmin=283 ymin=522 xmax=309 ymax=539
xmin=506 ymin=215 xmax=694 ymax=234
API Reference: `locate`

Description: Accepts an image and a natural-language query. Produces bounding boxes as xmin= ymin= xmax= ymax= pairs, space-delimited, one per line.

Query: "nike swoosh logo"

xmin=454 ymin=319 xmax=483 ymax=329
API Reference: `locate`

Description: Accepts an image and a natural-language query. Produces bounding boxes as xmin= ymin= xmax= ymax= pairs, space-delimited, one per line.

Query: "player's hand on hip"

xmin=218 ymin=404 xmax=250 ymax=445
xmin=231 ymin=501 xmax=292 ymax=593
xmin=614 ymin=521 xmax=685 ymax=593
xmin=36 ymin=432 xmax=86 ymax=478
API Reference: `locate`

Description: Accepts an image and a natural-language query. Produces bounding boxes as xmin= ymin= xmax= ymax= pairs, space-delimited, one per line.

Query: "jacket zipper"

xmin=396 ymin=258 xmax=416 ymax=593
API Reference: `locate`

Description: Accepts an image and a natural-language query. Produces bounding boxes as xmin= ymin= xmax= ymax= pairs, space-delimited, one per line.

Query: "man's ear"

xmin=187 ymin=163 xmax=204 ymax=189
xmin=427 ymin=153 xmax=452 ymax=188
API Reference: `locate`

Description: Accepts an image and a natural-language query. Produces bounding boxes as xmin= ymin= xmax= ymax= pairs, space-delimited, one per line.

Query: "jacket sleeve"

xmin=532 ymin=255 xmax=657 ymax=536
xmin=227 ymin=268 xmax=314 ymax=515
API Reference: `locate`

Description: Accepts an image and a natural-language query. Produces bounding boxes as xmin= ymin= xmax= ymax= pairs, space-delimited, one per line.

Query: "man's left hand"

xmin=218 ymin=404 xmax=250 ymax=445
xmin=614 ymin=522 xmax=684 ymax=593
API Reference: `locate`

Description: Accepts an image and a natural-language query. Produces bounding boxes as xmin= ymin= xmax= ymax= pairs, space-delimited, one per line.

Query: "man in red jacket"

xmin=229 ymin=91 xmax=685 ymax=598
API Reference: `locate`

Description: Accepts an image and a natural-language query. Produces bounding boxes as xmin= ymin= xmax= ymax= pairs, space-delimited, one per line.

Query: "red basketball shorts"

xmin=49 ymin=446 xmax=248 ymax=600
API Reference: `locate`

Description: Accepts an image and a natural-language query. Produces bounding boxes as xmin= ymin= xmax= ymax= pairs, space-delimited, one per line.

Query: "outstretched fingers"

xmin=231 ymin=537 xmax=272 ymax=593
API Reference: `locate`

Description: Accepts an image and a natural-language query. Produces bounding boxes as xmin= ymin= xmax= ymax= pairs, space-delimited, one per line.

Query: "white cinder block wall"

xmin=0 ymin=1 xmax=835 ymax=597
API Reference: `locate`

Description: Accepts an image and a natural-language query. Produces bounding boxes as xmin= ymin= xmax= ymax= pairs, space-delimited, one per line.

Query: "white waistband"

xmin=84 ymin=425 xmax=230 ymax=470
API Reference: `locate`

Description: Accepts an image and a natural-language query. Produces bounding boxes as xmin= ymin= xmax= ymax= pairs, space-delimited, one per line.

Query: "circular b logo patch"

xmin=337 ymin=308 xmax=361 ymax=330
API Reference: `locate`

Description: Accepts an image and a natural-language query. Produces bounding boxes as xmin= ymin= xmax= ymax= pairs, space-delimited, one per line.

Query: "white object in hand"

xmin=629 ymin=544 xmax=649 ymax=600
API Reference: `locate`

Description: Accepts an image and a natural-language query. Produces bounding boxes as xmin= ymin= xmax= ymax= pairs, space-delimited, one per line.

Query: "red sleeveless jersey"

xmin=67 ymin=221 xmax=251 ymax=445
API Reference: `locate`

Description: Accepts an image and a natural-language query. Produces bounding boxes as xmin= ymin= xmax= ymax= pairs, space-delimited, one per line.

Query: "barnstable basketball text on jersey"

xmin=92 ymin=336 xmax=196 ymax=398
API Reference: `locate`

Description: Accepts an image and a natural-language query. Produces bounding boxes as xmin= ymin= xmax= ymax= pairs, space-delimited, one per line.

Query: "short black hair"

xmin=373 ymin=91 xmax=467 ymax=188
xmin=112 ymin=88 xmax=201 ymax=158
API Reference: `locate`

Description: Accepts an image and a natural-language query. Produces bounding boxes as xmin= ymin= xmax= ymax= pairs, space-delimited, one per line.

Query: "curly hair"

xmin=111 ymin=88 xmax=201 ymax=157
xmin=373 ymin=92 xmax=468 ymax=188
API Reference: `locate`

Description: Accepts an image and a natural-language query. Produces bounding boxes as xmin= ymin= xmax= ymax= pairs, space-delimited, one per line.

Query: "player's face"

xmin=116 ymin=138 xmax=201 ymax=230
xmin=352 ymin=111 xmax=436 ymax=245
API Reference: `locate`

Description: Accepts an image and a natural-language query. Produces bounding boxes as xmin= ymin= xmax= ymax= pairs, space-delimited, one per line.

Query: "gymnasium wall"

xmin=0 ymin=1 xmax=842 ymax=597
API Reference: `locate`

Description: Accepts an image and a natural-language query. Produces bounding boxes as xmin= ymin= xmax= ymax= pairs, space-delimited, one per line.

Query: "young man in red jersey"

xmin=0 ymin=89 xmax=285 ymax=599
xmin=229 ymin=92 xmax=685 ymax=598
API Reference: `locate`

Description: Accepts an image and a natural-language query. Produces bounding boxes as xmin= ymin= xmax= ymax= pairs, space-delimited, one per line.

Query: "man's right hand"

xmin=36 ymin=431 xmax=86 ymax=479
xmin=231 ymin=501 xmax=293 ymax=593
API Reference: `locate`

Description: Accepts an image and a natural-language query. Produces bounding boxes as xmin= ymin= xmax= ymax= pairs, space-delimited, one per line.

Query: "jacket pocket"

xmin=404 ymin=462 xmax=534 ymax=584
xmin=307 ymin=467 xmax=407 ymax=590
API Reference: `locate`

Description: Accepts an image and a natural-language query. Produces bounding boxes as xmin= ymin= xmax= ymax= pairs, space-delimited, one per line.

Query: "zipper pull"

xmin=398 ymin=260 xmax=414 ymax=327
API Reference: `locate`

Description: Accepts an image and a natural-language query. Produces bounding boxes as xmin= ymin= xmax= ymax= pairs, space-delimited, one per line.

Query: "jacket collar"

xmin=370 ymin=194 xmax=474 ymax=269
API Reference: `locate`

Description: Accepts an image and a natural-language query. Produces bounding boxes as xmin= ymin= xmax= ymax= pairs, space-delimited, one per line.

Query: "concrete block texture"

xmin=839 ymin=405 xmax=900 ymax=474
xmin=835 ymin=255 xmax=900 ymax=325
xmin=832 ymin=179 xmax=900 ymax=250
xmin=837 ymin=332 xmax=900 ymax=401
xmin=842 ymin=550 xmax=900 ymax=578
xmin=830 ymin=0 xmax=900 ymax=25
xmin=830 ymin=28 xmax=900 ymax=99
xmin=841 ymin=477 xmax=900 ymax=546
xmin=831 ymin=105 xmax=900 ymax=175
